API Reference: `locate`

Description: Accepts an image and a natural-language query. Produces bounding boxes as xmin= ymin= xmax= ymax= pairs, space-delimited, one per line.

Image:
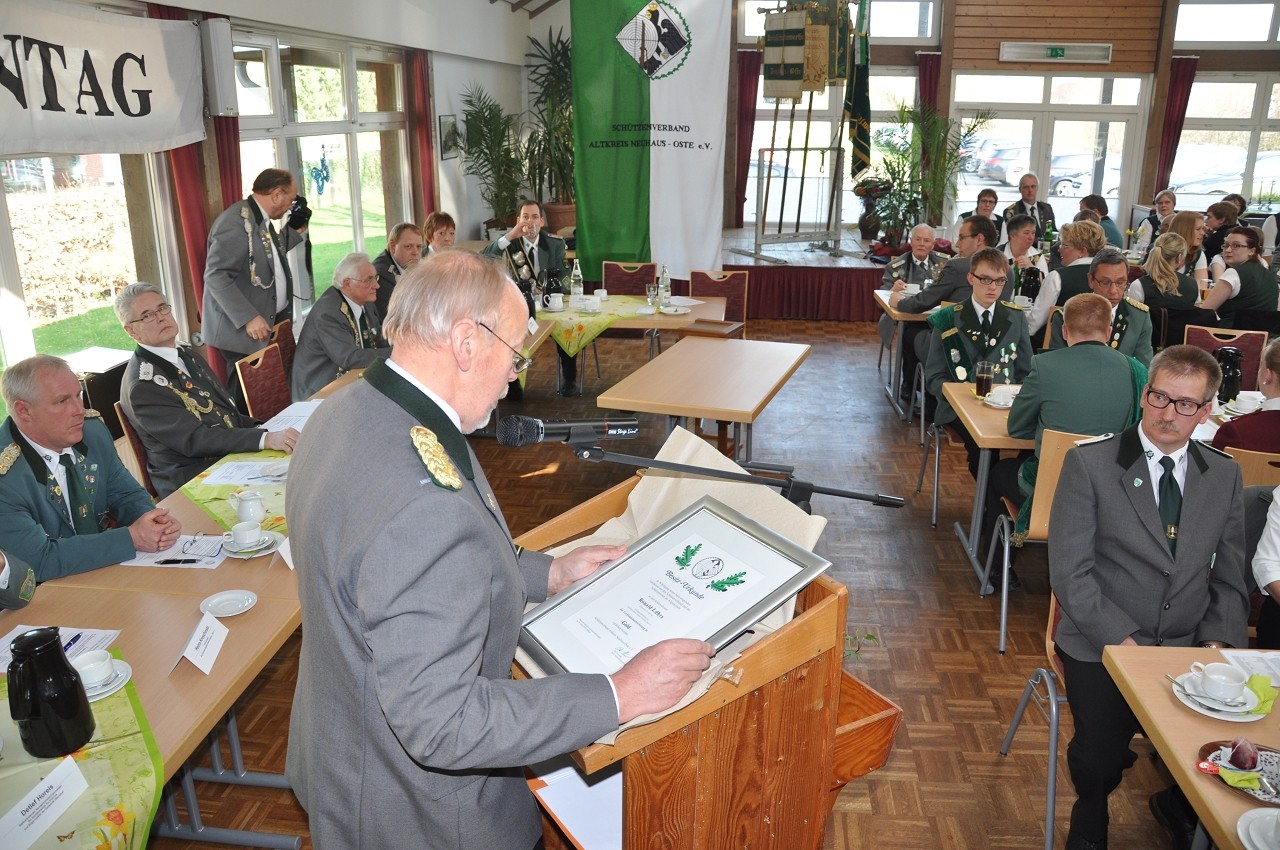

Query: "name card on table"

xmin=169 ymin=611 xmax=229 ymax=675
xmin=0 ymin=756 xmax=88 ymax=850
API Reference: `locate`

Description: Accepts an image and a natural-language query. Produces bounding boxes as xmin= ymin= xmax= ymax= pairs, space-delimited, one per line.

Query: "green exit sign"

xmin=1047 ymin=47 xmax=1067 ymax=58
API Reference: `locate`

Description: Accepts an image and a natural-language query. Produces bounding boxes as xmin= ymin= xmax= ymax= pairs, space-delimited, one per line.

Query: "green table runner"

xmin=547 ymin=295 xmax=664 ymax=358
xmin=179 ymin=451 xmax=289 ymax=535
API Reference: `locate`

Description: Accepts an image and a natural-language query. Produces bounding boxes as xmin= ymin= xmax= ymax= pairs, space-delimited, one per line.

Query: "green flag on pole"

xmin=843 ymin=0 xmax=871 ymax=178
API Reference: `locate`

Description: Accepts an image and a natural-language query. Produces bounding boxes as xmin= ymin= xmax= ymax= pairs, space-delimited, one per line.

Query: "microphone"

xmin=497 ymin=415 xmax=640 ymax=447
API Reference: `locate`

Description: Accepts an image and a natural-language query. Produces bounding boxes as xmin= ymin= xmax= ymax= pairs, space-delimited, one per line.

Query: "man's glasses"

xmin=478 ymin=321 xmax=532 ymax=373
xmin=351 ymin=275 xmax=378 ymax=285
xmin=129 ymin=303 xmax=172 ymax=325
xmin=972 ymin=274 xmax=1007 ymax=287
xmin=1145 ymin=387 xmax=1208 ymax=416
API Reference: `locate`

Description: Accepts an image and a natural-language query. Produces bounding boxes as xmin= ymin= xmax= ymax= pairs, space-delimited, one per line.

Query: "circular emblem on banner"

xmin=615 ymin=2 xmax=692 ymax=80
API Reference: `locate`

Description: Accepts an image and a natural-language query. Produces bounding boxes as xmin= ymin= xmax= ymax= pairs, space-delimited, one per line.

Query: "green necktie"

xmin=59 ymin=453 xmax=97 ymax=535
xmin=1158 ymin=455 xmax=1182 ymax=555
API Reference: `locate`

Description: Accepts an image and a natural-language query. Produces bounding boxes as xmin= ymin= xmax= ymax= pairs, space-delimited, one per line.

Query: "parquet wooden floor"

xmin=151 ymin=320 xmax=1177 ymax=850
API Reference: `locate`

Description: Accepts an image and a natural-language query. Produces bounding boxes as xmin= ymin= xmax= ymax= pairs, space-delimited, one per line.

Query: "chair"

xmin=1000 ymin=594 xmax=1068 ymax=850
xmin=236 ymin=344 xmax=290 ymax=421
xmin=1223 ymin=446 xmax=1280 ymax=488
xmin=270 ymin=319 xmax=296 ymax=379
xmin=915 ymin=420 xmax=966 ymax=528
xmin=114 ymin=402 xmax=158 ymax=498
xmin=1042 ymin=306 xmax=1063 ymax=350
xmin=1184 ymin=325 xmax=1269 ymax=391
xmin=984 ymin=429 xmax=1089 ymax=654
xmin=600 ymin=261 xmax=656 ymax=296
xmin=689 ymin=270 xmax=749 ymax=333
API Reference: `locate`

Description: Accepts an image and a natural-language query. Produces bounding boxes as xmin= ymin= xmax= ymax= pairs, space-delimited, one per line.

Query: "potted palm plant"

xmin=525 ymin=28 xmax=575 ymax=233
xmin=458 ymin=84 xmax=527 ymax=236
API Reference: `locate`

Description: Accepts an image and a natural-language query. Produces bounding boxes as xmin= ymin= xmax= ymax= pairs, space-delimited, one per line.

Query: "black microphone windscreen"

xmin=496 ymin=415 xmax=544 ymax=447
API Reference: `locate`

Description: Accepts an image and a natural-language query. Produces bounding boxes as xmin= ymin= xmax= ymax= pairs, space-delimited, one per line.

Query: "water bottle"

xmin=658 ymin=264 xmax=671 ymax=307
xmin=569 ymin=259 xmax=584 ymax=298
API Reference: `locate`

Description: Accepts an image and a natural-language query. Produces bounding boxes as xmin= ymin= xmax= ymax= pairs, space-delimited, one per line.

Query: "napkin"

xmin=1219 ymin=765 xmax=1263 ymax=790
xmin=1248 ymin=674 xmax=1277 ymax=715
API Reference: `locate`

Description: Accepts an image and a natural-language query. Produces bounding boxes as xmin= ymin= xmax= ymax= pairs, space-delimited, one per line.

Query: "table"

xmin=597 ymin=336 xmax=810 ymax=462
xmin=540 ymin=295 xmax=725 ymax=358
xmin=873 ymin=289 xmax=932 ymax=420
xmin=1104 ymin=645 xmax=1273 ymax=850
xmin=941 ymin=383 xmax=1034 ymax=587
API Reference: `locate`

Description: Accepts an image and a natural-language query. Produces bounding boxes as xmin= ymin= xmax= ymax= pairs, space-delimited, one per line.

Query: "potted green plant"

xmin=525 ymin=28 xmax=575 ymax=233
xmin=458 ymin=84 xmax=527 ymax=234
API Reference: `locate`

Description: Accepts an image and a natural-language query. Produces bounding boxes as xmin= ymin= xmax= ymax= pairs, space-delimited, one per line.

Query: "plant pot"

xmin=544 ymin=202 xmax=576 ymax=236
xmin=857 ymin=197 xmax=880 ymax=242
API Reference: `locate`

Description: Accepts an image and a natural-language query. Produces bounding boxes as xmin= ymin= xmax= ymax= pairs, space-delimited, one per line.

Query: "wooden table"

xmin=873 ymin=289 xmax=931 ymax=420
xmin=941 ymin=382 xmax=1034 ymax=587
xmin=597 ymin=336 xmax=810 ymax=461
xmin=1104 ymin=645 xmax=1274 ymax=850
xmin=543 ymin=295 xmax=725 ymax=361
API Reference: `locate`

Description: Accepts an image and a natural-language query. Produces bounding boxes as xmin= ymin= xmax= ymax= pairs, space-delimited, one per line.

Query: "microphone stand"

xmin=560 ymin=432 xmax=905 ymax=514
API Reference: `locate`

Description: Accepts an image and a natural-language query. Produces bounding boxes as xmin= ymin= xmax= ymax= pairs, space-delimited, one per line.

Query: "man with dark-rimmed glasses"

xmin=1049 ymin=344 xmax=1248 ymax=850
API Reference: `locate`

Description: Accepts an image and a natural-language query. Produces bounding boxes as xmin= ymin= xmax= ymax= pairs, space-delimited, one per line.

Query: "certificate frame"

xmin=519 ymin=495 xmax=831 ymax=677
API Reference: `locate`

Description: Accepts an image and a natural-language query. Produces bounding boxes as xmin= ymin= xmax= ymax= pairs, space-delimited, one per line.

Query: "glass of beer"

xmin=975 ymin=361 xmax=996 ymax=398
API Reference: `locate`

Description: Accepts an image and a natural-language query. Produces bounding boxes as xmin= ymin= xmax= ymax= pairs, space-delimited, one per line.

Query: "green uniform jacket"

xmin=1049 ymin=296 xmax=1153 ymax=366
xmin=925 ymin=300 xmax=1034 ymax=425
xmin=0 ymin=415 xmax=155 ymax=581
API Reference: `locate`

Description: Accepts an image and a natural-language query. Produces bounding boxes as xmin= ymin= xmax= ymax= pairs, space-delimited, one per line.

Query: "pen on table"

xmin=63 ymin=632 xmax=82 ymax=652
xmin=157 ymin=558 xmax=200 ymax=565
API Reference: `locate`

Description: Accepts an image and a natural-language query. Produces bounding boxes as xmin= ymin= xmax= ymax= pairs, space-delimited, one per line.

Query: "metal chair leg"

xmin=931 ymin=425 xmax=942 ymax=528
xmin=999 ymin=668 xmax=1063 ymax=850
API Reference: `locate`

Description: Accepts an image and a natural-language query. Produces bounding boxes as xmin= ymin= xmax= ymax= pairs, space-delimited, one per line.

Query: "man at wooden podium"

xmin=285 ymin=249 xmax=714 ymax=850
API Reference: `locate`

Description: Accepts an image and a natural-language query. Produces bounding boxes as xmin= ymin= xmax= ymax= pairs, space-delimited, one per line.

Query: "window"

xmin=1175 ymin=2 xmax=1278 ymax=44
xmin=738 ymin=0 xmax=938 ymax=43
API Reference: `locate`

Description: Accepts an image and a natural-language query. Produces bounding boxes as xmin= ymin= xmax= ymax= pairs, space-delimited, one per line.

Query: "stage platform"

xmin=716 ymin=227 xmax=884 ymax=323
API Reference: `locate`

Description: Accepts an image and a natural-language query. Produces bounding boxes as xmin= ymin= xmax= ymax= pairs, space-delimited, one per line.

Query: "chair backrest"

xmin=114 ymin=401 xmax=157 ymax=498
xmin=271 ymin=319 xmax=296 ymax=379
xmin=601 ymin=261 xmax=656 ymax=296
xmin=236 ymin=344 xmax=290 ymax=421
xmin=1042 ymin=306 xmax=1063 ymax=350
xmin=689 ymin=270 xmax=749 ymax=325
xmin=1024 ymin=429 xmax=1091 ymax=544
xmin=1184 ymin=325 xmax=1269 ymax=391
xmin=1224 ymin=446 xmax=1280 ymax=488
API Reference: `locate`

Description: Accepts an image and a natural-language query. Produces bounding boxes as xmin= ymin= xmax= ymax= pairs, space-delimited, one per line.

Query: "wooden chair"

xmin=270 ymin=319 xmax=296 ymax=379
xmin=114 ymin=402 xmax=158 ymax=498
xmin=1042 ymin=306 xmax=1063 ymax=350
xmin=236 ymin=343 xmax=290 ymax=421
xmin=1000 ymin=593 xmax=1068 ymax=850
xmin=600 ymin=261 xmax=656 ymax=296
xmin=688 ymin=270 xmax=749 ymax=333
xmin=1224 ymin=446 xmax=1280 ymax=488
xmin=984 ymin=429 xmax=1089 ymax=654
xmin=1184 ymin=325 xmax=1269 ymax=391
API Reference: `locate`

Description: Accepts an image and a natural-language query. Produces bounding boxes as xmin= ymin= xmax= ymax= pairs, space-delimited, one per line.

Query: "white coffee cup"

xmin=1231 ymin=395 xmax=1261 ymax=413
xmin=989 ymin=385 xmax=1017 ymax=405
xmin=1013 ymin=294 xmax=1033 ymax=309
xmin=902 ymin=283 xmax=921 ymax=296
xmin=542 ymin=292 xmax=564 ymax=310
xmin=224 ymin=521 xmax=263 ymax=550
xmin=1190 ymin=661 xmax=1248 ymax=701
xmin=595 ymin=288 xmax=609 ymax=301
xmin=73 ymin=649 xmax=115 ymax=688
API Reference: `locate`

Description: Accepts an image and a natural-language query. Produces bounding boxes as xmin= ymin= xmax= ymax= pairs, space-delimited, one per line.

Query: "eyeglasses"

xmin=1145 ymin=387 xmax=1209 ymax=416
xmin=956 ymin=231 xmax=974 ymax=241
xmin=477 ymin=321 xmax=532 ymax=373
xmin=971 ymin=274 xmax=1008 ymax=287
xmin=351 ymin=275 xmax=378 ymax=285
xmin=1223 ymin=241 xmax=1252 ymax=250
xmin=129 ymin=303 xmax=172 ymax=325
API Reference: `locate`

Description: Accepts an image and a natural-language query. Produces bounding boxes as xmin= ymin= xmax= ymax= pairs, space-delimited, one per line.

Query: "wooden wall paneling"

xmin=1139 ymin=0 xmax=1181 ymax=199
xmin=937 ymin=0 xmax=958 ymax=118
xmin=623 ymin=724 xmax=700 ymax=849
xmin=693 ymin=690 xmax=766 ymax=848
xmin=761 ymin=654 xmax=838 ymax=849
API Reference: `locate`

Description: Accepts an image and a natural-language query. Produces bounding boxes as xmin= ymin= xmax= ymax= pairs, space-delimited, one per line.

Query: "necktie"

xmin=979 ymin=310 xmax=992 ymax=340
xmin=59 ymin=453 xmax=97 ymax=535
xmin=357 ymin=311 xmax=369 ymax=348
xmin=1158 ymin=455 xmax=1182 ymax=555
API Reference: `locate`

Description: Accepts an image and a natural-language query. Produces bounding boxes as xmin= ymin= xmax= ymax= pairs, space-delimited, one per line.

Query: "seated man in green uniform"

xmin=0 ymin=355 xmax=180 ymax=581
xmin=1048 ymin=246 xmax=1153 ymax=366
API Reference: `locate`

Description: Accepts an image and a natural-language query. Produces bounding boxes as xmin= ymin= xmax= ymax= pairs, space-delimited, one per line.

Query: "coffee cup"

xmin=1190 ymin=661 xmax=1248 ymax=701
xmin=902 ymin=283 xmax=921 ymax=296
xmin=1231 ymin=395 xmax=1261 ymax=413
xmin=224 ymin=521 xmax=263 ymax=550
xmin=989 ymin=385 xmax=1017 ymax=406
xmin=73 ymin=650 xmax=115 ymax=688
xmin=1013 ymin=294 xmax=1033 ymax=309
xmin=595 ymin=288 xmax=609 ymax=301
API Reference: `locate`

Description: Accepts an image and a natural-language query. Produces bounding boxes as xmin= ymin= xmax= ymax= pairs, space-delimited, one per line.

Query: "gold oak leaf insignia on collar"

xmin=0 ymin=443 xmax=19 ymax=474
xmin=410 ymin=426 xmax=462 ymax=490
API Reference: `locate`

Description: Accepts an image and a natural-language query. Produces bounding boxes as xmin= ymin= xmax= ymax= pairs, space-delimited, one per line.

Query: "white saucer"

xmin=1174 ymin=672 xmax=1264 ymax=721
xmin=636 ymin=306 xmax=657 ymax=315
xmin=541 ymin=306 xmax=565 ymax=313
xmin=1225 ymin=404 xmax=1260 ymax=416
xmin=260 ymin=460 xmax=290 ymax=478
xmin=223 ymin=530 xmax=284 ymax=559
xmin=200 ymin=589 xmax=258 ymax=618
xmin=1240 ymin=807 xmax=1280 ymax=850
xmin=659 ymin=305 xmax=690 ymax=315
xmin=84 ymin=660 xmax=132 ymax=703
xmin=982 ymin=397 xmax=1014 ymax=410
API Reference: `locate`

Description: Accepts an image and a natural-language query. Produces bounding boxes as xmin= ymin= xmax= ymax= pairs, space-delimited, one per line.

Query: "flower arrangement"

xmin=854 ymin=176 xmax=893 ymax=199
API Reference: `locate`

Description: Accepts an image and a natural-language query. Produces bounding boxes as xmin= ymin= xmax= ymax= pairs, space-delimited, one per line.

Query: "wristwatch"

xmin=1199 ymin=641 xmax=1229 ymax=649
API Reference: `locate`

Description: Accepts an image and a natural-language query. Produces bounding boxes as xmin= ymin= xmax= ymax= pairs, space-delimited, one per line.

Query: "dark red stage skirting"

xmin=725 ymin=264 xmax=883 ymax=322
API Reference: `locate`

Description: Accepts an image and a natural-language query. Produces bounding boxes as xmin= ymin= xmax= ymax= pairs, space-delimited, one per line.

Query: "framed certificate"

xmin=519 ymin=496 xmax=831 ymax=677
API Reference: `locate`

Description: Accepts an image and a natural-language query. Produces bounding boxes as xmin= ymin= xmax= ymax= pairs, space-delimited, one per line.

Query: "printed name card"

xmin=0 ymin=756 xmax=89 ymax=850
xmin=170 ymin=611 xmax=229 ymax=675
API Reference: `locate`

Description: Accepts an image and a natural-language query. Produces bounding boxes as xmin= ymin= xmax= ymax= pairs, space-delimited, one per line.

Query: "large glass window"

xmin=1175 ymin=3 xmax=1277 ymax=43
xmin=738 ymin=0 xmax=938 ymax=43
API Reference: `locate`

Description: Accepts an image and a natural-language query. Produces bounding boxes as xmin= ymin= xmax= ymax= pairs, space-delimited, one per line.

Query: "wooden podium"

xmin=514 ymin=475 xmax=902 ymax=850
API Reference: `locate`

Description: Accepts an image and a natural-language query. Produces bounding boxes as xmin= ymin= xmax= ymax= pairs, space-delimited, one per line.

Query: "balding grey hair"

xmin=910 ymin=223 xmax=934 ymax=239
xmin=383 ymin=249 xmax=515 ymax=348
xmin=114 ymin=282 xmax=164 ymax=326
xmin=2 ymin=354 xmax=72 ymax=410
xmin=333 ymin=252 xmax=372 ymax=292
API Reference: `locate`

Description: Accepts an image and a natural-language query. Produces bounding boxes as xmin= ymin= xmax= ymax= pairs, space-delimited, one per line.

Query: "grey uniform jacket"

xmin=121 ymin=346 xmax=264 ymax=498
xmin=290 ymin=287 xmax=389 ymax=400
xmin=371 ymin=249 xmax=401 ymax=322
xmin=1049 ymin=426 xmax=1249 ymax=662
xmin=285 ymin=365 xmax=617 ymax=850
xmin=880 ymin=250 xmax=950 ymax=289
xmin=202 ymin=198 xmax=301 ymax=356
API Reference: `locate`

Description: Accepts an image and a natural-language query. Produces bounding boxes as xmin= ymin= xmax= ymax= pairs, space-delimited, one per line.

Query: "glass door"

xmin=1048 ymin=119 xmax=1128 ymax=218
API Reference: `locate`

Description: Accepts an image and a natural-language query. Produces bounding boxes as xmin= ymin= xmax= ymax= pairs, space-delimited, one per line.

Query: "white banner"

xmin=0 ymin=0 xmax=205 ymax=156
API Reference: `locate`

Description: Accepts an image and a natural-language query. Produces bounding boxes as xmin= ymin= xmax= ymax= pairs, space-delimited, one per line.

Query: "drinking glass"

xmin=975 ymin=361 xmax=995 ymax=398
xmin=645 ymin=282 xmax=658 ymax=306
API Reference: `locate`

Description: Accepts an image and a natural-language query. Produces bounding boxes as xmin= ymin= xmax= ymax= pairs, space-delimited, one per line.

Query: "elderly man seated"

xmin=1047 ymin=247 xmax=1153 ymax=366
xmin=877 ymin=224 xmax=950 ymax=348
xmin=292 ymin=252 xmax=391 ymax=400
xmin=0 ymin=354 xmax=180 ymax=581
xmin=117 ymin=283 xmax=299 ymax=499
